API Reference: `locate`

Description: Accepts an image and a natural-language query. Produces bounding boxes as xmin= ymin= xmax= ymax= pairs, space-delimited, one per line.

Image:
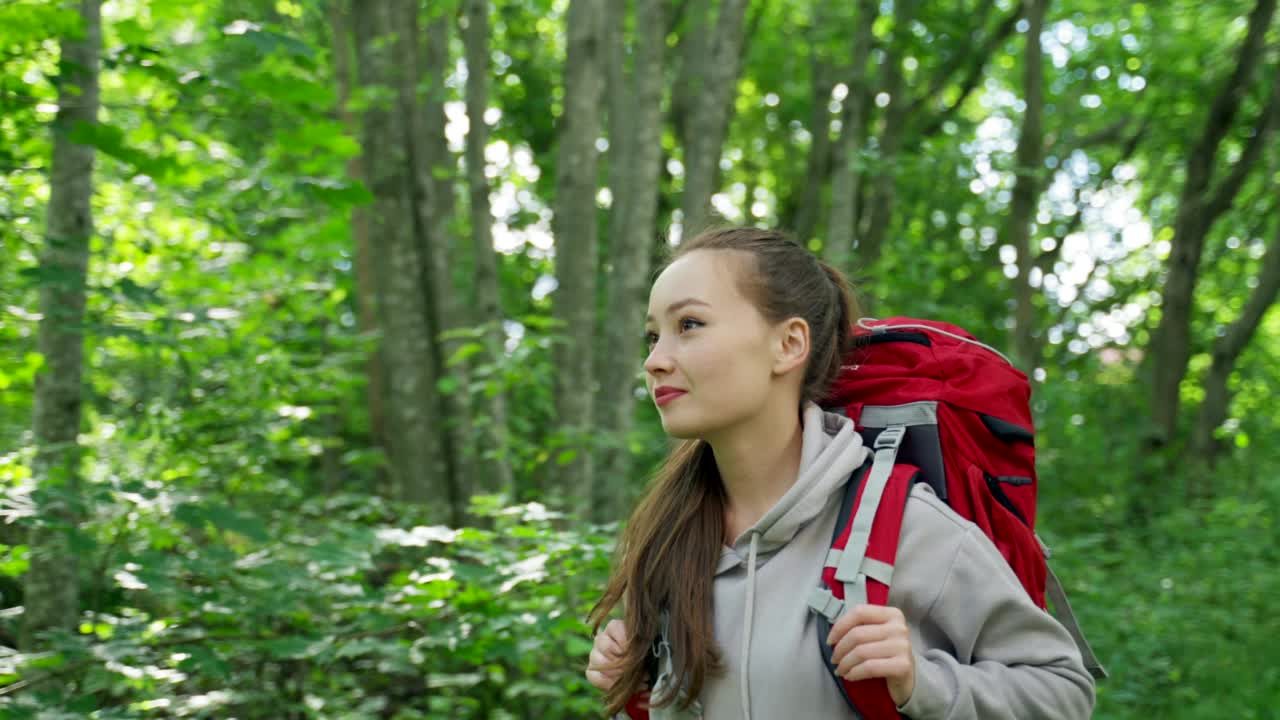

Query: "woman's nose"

xmin=643 ymin=342 xmax=673 ymax=375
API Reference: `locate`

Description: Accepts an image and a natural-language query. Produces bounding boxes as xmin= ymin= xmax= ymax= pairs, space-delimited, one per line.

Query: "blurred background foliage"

xmin=1 ymin=0 xmax=1278 ymax=717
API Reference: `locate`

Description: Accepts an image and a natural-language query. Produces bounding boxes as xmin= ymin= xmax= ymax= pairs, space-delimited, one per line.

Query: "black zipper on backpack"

xmin=852 ymin=330 xmax=932 ymax=347
xmin=984 ymin=472 xmax=1029 ymax=526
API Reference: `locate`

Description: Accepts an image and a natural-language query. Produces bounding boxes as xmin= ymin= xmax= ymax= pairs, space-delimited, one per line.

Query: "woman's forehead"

xmin=651 ymin=250 xmax=747 ymax=301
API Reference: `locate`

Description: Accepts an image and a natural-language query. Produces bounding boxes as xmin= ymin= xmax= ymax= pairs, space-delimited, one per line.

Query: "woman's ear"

xmin=772 ymin=317 xmax=810 ymax=375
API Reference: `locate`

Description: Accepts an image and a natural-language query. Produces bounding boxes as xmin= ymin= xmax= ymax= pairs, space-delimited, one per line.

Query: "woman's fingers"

xmin=830 ymin=618 xmax=892 ymax=665
xmin=585 ymin=667 xmax=620 ymax=691
xmin=604 ymin=619 xmax=628 ymax=647
xmin=825 ymin=605 xmax=917 ymax=705
xmin=833 ymin=636 xmax=912 ymax=678
xmin=586 ymin=647 xmax=622 ymax=690
xmin=596 ymin=633 xmax=621 ymax=659
xmin=585 ymin=621 xmax=630 ymax=692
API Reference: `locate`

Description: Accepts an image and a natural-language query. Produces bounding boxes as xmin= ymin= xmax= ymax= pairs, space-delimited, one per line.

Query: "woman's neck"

xmin=710 ymin=399 xmax=805 ymax=543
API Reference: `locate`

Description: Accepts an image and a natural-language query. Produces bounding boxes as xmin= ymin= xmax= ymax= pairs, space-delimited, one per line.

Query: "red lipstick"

xmin=653 ymin=386 xmax=687 ymax=407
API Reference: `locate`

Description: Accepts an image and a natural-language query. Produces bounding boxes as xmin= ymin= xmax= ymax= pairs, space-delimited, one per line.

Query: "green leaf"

xmin=448 ymin=342 xmax=486 ymax=367
xmin=437 ymin=376 xmax=460 ymax=395
xmin=229 ymin=27 xmax=316 ymax=59
xmin=65 ymin=120 xmax=173 ymax=178
xmin=564 ymin=634 xmax=593 ymax=657
xmin=174 ymin=503 xmax=269 ymax=542
xmin=428 ymin=672 xmax=484 ymax=689
xmin=0 ymin=544 xmax=30 ymax=577
xmin=299 ymin=177 xmax=374 ymax=208
xmin=263 ymin=636 xmax=320 ymax=660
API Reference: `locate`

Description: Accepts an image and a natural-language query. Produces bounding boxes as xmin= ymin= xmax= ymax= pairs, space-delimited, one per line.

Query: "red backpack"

xmin=625 ymin=317 xmax=1104 ymax=719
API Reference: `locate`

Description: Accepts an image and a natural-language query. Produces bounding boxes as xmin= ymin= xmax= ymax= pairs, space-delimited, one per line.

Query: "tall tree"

xmin=676 ymin=0 xmax=749 ymax=235
xmin=790 ymin=51 xmax=835 ymax=246
xmin=598 ymin=0 xmax=667 ymax=520
xmin=1191 ymin=211 xmax=1280 ymax=468
xmin=1147 ymin=0 xmax=1277 ymax=449
xmin=401 ymin=3 xmax=474 ymax=501
xmin=854 ymin=0 xmax=917 ymax=279
xmin=353 ymin=0 xmax=453 ymax=516
xmin=824 ymin=0 xmax=877 ymax=271
xmin=22 ymin=0 xmax=100 ymax=650
xmin=328 ymin=0 xmax=388 ymax=479
xmin=552 ymin=0 xmax=606 ymax=510
xmin=463 ymin=0 xmax=515 ymax=495
xmin=1008 ymin=0 xmax=1048 ymax=370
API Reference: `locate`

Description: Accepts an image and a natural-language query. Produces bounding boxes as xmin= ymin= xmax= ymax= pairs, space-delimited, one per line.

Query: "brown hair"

xmin=588 ymin=227 xmax=861 ymax=714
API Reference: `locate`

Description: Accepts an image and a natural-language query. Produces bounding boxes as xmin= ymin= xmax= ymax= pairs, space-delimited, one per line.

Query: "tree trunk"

xmin=677 ymin=0 xmax=749 ymax=236
xmin=1190 ymin=217 xmax=1280 ymax=470
xmin=553 ymin=0 xmax=606 ymax=512
xmin=670 ymin=0 xmax=710 ymax=147
xmin=791 ymin=54 xmax=835 ymax=245
xmin=605 ymin=0 xmax=634 ymax=210
xmin=22 ymin=0 xmax=100 ymax=651
xmin=329 ymin=0 xmax=388 ymax=486
xmin=400 ymin=4 xmax=473 ymax=509
xmin=598 ymin=0 xmax=666 ymax=521
xmin=1008 ymin=0 xmax=1048 ymax=371
xmin=1148 ymin=0 xmax=1276 ymax=448
xmin=855 ymin=0 xmax=916 ymax=283
xmin=464 ymin=0 xmax=515 ymax=497
xmin=353 ymin=0 xmax=452 ymax=516
xmin=824 ymin=0 xmax=877 ymax=272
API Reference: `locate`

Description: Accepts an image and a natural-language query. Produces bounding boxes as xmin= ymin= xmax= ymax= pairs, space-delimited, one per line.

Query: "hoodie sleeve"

xmin=893 ymin=495 xmax=1096 ymax=720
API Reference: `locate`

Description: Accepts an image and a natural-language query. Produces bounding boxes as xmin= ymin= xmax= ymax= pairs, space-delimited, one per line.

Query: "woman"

xmin=585 ymin=227 xmax=1095 ymax=719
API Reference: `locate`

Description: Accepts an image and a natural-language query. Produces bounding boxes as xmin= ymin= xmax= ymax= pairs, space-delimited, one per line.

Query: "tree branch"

xmin=1067 ymin=116 xmax=1132 ymax=152
xmin=1203 ymin=70 xmax=1280 ymax=221
xmin=1183 ymin=0 xmax=1275 ymax=206
xmin=910 ymin=2 xmax=1024 ymax=138
xmin=1217 ymin=208 xmax=1280 ymax=365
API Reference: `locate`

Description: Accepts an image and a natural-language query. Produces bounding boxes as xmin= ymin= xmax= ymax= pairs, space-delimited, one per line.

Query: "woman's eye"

xmin=644 ymin=331 xmax=658 ymax=348
xmin=679 ymin=318 xmax=703 ymax=332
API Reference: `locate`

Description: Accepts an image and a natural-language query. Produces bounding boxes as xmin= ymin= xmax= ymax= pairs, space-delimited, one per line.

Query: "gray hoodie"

xmin=649 ymin=403 xmax=1095 ymax=720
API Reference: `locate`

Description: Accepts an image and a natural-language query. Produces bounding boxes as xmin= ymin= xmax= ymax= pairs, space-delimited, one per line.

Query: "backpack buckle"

xmin=874 ymin=425 xmax=906 ymax=451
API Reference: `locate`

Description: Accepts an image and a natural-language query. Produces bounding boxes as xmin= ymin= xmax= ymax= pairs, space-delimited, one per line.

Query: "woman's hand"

xmin=828 ymin=604 xmax=917 ymax=707
xmin=585 ymin=619 xmax=630 ymax=691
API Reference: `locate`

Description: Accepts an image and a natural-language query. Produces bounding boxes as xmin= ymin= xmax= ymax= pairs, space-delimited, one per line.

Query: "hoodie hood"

xmin=716 ymin=401 xmax=869 ymax=574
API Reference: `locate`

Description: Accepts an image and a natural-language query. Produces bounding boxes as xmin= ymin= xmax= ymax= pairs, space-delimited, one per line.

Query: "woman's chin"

xmin=659 ymin=414 xmax=702 ymax=440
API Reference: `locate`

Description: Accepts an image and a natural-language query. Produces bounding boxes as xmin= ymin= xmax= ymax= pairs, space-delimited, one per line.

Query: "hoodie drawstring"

xmin=740 ymin=531 xmax=760 ymax=720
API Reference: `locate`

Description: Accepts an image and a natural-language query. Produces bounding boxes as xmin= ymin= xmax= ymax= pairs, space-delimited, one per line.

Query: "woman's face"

xmin=643 ymin=250 xmax=782 ymax=439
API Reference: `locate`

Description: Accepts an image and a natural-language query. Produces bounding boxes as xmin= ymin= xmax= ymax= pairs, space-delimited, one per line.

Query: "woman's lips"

xmin=654 ymin=389 xmax=687 ymax=407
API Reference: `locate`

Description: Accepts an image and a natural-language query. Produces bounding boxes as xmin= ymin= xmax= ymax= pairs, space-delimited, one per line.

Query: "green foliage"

xmin=2 ymin=0 xmax=1278 ymax=717
xmin=0 ymin=491 xmax=615 ymax=718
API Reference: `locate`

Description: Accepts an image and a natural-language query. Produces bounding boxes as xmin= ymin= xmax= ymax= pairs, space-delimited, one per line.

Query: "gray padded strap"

xmin=833 ymin=426 xmax=905 ymax=585
xmin=860 ymin=557 xmax=895 ymax=586
xmin=843 ymin=575 xmax=868 ymax=608
xmin=1046 ymin=563 xmax=1108 ymax=680
xmin=823 ymin=548 xmax=842 ymax=568
xmin=858 ymin=401 xmax=938 ymax=427
xmin=806 ymin=586 xmax=845 ymax=623
xmin=823 ymin=549 xmax=894 ymax=586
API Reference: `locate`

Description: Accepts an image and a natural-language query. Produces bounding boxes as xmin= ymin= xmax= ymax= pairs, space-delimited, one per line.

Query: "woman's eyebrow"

xmin=646 ymin=298 xmax=710 ymax=322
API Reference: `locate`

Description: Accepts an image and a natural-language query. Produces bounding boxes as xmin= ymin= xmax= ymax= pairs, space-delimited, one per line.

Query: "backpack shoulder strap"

xmin=1045 ymin=562 xmax=1109 ymax=680
xmin=809 ymin=427 xmax=918 ymax=719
